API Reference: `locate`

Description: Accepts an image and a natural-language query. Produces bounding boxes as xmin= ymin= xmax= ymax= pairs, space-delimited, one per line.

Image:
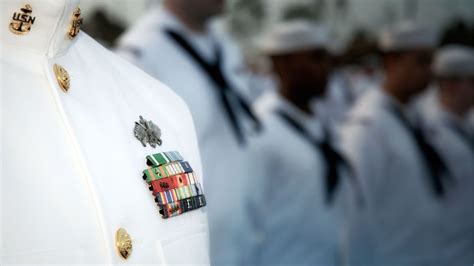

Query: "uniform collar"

xmin=377 ymin=87 xmax=405 ymax=111
xmin=158 ymin=6 xmax=218 ymax=62
xmin=158 ymin=5 xmax=215 ymax=38
xmin=157 ymin=5 xmax=187 ymax=34
xmin=0 ymin=0 xmax=81 ymax=58
xmin=256 ymin=90 xmax=324 ymax=138
xmin=376 ymin=86 xmax=419 ymax=124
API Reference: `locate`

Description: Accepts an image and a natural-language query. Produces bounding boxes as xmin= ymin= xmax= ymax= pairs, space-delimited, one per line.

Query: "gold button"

xmin=53 ymin=64 xmax=70 ymax=93
xmin=115 ymin=228 xmax=133 ymax=260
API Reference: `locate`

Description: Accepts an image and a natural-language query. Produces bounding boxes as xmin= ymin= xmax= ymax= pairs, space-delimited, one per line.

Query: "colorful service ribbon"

xmin=141 ymin=151 xmax=206 ymax=219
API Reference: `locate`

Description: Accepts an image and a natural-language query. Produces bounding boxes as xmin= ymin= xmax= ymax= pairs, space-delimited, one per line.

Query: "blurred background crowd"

xmin=82 ymin=0 xmax=472 ymax=265
xmin=80 ymin=0 xmax=474 ymax=53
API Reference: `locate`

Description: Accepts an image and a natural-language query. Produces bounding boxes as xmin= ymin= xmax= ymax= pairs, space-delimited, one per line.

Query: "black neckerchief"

xmin=164 ymin=29 xmax=261 ymax=146
xmin=276 ymin=109 xmax=353 ymax=205
xmin=386 ymin=102 xmax=451 ymax=197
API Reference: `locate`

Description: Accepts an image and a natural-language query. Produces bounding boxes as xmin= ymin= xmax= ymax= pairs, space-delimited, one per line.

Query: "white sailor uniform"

xmin=242 ymin=91 xmax=350 ymax=266
xmin=340 ymin=88 xmax=468 ymax=265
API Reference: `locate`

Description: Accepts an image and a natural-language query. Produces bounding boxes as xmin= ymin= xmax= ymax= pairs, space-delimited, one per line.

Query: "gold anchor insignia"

xmin=9 ymin=4 xmax=36 ymax=35
xmin=68 ymin=7 xmax=83 ymax=40
xmin=53 ymin=64 xmax=71 ymax=93
xmin=115 ymin=228 xmax=133 ymax=260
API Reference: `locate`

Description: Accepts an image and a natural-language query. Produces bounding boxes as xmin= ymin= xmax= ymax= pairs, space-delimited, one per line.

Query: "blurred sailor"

xmin=116 ymin=0 xmax=261 ymax=264
xmin=340 ymin=21 xmax=463 ymax=265
xmin=417 ymin=45 xmax=474 ymax=264
xmin=243 ymin=20 xmax=353 ymax=266
xmin=1 ymin=0 xmax=208 ymax=264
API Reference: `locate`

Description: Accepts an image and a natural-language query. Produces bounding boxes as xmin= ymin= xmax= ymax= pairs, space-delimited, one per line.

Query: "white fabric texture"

xmin=1 ymin=0 xmax=209 ymax=264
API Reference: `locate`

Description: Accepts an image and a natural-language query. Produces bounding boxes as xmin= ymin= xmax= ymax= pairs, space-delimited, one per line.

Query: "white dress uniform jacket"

xmin=1 ymin=0 xmax=209 ymax=264
xmin=340 ymin=88 xmax=469 ymax=266
xmin=116 ymin=5 xmax=254 ymax=264
xmin=244 ymin=91 xmax=346 ymax=266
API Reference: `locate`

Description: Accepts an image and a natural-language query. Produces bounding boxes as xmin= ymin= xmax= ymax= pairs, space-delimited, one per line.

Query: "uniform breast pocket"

xmin=156 ymin=223 xmax=209 ymax=265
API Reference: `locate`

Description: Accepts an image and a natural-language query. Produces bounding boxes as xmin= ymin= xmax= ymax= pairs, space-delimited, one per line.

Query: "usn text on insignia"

xmin=134 ymin=116 xmax=162 ymax=148
xmin=9 ymin=4 xmax=36 ymax=35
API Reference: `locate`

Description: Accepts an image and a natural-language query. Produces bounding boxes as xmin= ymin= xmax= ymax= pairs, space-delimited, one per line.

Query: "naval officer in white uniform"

xmin=116 ymin=0 xmax=261 ymax=264
xmin=1 ymin=0 xmax=209 ymax=264
xmin=340 ymin=21 xmax=470 ymax=265
xmin=417 ymin=45 xmax=474 ymax=264
xmin=242 ymin=20 xmax=354 ymax=266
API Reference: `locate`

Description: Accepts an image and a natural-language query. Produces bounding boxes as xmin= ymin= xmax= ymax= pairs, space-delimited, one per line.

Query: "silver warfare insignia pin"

xmin=134 ymin=116 xmax=162 ymax=148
